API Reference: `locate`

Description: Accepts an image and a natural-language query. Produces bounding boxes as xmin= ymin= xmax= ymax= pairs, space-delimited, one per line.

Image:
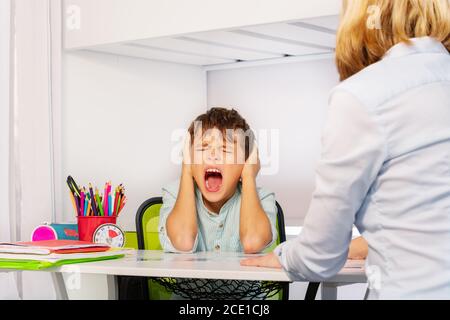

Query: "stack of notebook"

xmin=0 ymin=240 xmax=127 ymax=270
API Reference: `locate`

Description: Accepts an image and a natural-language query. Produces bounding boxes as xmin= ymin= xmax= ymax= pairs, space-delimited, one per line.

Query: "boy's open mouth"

xmin=204 ymin=168 xmax=223 ymax=193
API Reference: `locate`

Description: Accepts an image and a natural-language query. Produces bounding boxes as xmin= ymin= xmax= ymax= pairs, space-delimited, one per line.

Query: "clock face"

xmin=93 ymin=223 xmax=125 ymax=247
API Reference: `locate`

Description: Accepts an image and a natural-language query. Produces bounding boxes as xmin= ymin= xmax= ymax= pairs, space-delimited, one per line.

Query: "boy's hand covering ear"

xmin=182 ymin=132 xmax=193 ymax=176
xmin=241 ymin=145 xmax=261 ymax=180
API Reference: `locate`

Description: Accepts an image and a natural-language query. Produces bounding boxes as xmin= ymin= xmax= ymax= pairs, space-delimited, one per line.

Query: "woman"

xmin=242 ymin=0 xmax=450 ymax=299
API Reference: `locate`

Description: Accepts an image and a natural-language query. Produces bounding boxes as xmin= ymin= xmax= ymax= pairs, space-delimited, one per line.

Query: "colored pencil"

xmin=69 ymin=191 xmax=78 ymax=215
xmin=67 ymin=176 xmax=81 ymax=197
xmin=86 ymin=195 xmax=92 ymax=216
xmin=95 ymin=188 xmax=104 ymax=216
xmin=74 ymin=194 xmax=80 ymax=216
xmin=108 ymin=193 xmax=112 ymax=216
xmin=67 ymin=176 xmax=126 ymax=217
xmin=84 ymin=196 xmax=88 ymax=216
xmin=118 ymin=196 xmax=127 ymax=215
xmin=88 ymin=183 xmax=98 ymax=216
xmin=80 ymin=189 xmax=86 ymax=217
xmin=103 ymin=182 xmax=108 ymax=217
xmin=107 ymin=182 xmax=112 ymax=215
xmin=115 ymin=191 xmax=118 ymax=216
xmin=81 ymin=190 xmax=85 ymax=216
xmin=113 ymin=187 xmax=119 ymax=216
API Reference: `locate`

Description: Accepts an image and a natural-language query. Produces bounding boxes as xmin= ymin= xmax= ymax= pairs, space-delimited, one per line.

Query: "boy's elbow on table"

xmin=241 ymin=235 xmax=271 ymax=254
xmin=170 ymin=235 xmax=197 ymax=252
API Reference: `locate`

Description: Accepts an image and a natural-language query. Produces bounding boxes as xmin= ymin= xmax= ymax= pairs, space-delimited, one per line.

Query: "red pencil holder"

xmin=77 ymin=216 xmax=117 ymax=242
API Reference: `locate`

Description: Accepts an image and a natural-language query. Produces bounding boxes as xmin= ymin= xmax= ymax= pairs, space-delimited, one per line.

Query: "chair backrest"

xmin=275 ymin=202 xmax=286 ymax=243
xmin=136 ymin=197 xmax=163 ymax=250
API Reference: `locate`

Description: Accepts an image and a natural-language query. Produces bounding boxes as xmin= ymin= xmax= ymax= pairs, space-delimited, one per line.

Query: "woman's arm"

xmin=240 ymin=149 xmax=273 ymax=253
xmin=242 ymin=90 xmax=387 ymax=279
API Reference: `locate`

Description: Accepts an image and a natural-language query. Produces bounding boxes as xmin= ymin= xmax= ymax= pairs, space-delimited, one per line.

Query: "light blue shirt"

xmin=159 ymin=180 xmax=278 ymax=253
xmin=275 ymin=37 xmax=450 ymax=299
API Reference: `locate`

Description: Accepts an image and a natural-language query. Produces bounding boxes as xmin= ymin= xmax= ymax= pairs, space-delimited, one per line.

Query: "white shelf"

xmin=64 ymin=0 xmax=340 ymax=67
xmin=78 ymin=15 xmax=338 ymax=67
xmin=137 ymin=37 xmax=280 ymax=61
xmin=240 ymin=22 xmax=335 ymax=49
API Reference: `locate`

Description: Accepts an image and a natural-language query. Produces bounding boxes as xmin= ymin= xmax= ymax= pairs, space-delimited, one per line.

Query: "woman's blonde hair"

xmin=336 ymin=0 xmax=450 ymax=81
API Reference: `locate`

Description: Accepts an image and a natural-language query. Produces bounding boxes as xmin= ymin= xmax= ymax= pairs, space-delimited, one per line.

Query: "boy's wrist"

xmin=241 ymin=173 xmax=256 ymax=184
xmin=181 ymin=163 xmax=193 ymax=176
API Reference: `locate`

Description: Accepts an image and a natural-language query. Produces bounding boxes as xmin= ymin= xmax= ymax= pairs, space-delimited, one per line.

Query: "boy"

xmin=159 ymin=107 xmax=278 ymax=254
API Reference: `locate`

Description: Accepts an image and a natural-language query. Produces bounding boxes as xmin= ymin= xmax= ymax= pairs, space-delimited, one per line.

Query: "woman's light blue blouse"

xmin=275 ymin=37 xmax=450 ymax=299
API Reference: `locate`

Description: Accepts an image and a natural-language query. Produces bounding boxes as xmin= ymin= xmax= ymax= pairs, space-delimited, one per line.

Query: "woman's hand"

xmin=348 ymin=237 xmax=368 ymax=260
xmin=240 ymin=252 xmax=282 ymax=269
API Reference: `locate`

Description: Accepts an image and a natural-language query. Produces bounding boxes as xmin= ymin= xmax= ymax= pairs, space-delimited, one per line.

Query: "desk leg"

xmin=61 ymin=273 xmax=116 ymax=300
xmin=321 ymin=283 xmax=338 ymax=300
xmin=107 ymin=275 xmax=118 ymax=300
xmin=52 ymin=272 xmax=69 ymax=300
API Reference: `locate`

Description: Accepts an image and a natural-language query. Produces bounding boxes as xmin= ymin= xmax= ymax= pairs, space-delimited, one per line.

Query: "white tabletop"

xmin=54 ymin=250 xmax=367 ymax=284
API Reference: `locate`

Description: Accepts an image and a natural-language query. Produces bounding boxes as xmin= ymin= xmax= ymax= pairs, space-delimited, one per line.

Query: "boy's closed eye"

xmin=194 ymin=142 xmax=209 ymax=152
xmin=223 ymin=146 xmax=234 ymax=154
xmin=195 ymin=144 xmax=234 ymax=154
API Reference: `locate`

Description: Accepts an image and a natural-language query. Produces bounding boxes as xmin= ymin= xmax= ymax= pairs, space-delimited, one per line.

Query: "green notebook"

xmin=0 ymin=252 xmax=126 ymax=271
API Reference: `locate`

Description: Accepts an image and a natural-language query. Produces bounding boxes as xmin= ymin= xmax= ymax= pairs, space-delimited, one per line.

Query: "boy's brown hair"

xmin=188 ymin=107 xmax=255 ymax=160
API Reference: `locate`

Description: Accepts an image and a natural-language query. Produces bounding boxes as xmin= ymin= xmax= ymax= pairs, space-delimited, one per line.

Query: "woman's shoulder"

xmin=330 ymin=58 xmax=396 ymax=110
xmin=331 ymin=52 xmax=450 ymax=110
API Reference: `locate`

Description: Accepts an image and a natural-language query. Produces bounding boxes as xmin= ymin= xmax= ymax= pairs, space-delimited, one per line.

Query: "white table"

xmin=3 ymin=250 xmax=367 ymax=300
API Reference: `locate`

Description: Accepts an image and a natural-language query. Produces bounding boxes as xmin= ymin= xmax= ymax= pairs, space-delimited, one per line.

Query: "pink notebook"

xmin=0 ymin=240 xmax=110 ymax=255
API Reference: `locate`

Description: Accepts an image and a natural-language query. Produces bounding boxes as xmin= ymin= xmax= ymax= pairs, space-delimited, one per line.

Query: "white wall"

xmin=62 ymin=51 xmax=206 ymax=230
xmin=0 ymin=0 xmax=20 ymax=301
xmin=0 ymin=0 xmax=11 ymax=242
xmin=11 ymin=0 xmax=62 ymax=299
xmin=14 ymin=0 xmax=55 ymax=244
xmin=207 ymin=58 xmax=339 ymax=226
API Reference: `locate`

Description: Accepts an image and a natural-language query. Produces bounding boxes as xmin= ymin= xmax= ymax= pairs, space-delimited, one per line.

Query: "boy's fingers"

xmin=247 ymin=145 xmax=259 ymax=165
